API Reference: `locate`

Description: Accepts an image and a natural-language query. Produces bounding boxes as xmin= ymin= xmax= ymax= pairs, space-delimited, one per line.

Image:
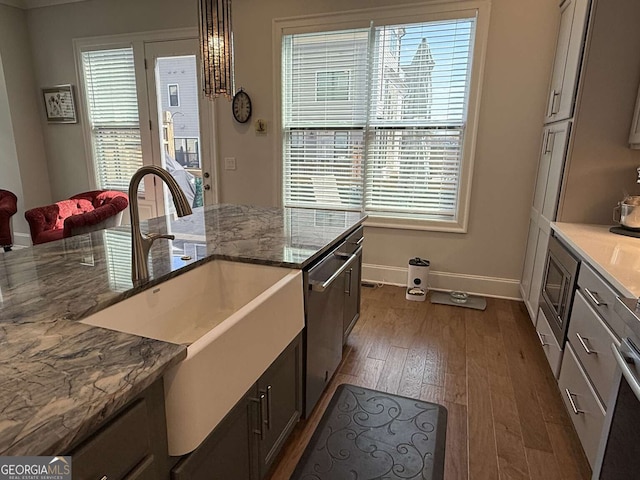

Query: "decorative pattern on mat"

xmin=292 ymin=384 xmax=447 ymax=480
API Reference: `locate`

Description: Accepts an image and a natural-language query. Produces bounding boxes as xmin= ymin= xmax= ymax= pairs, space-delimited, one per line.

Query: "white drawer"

xmin=535 ymin=308 xmax=563 ymax=378
xmin=577 ymin=263 xmax=625 ymax=338
xmin=568 ymin=291 xmax=620 ymax=409
xmin=558 ymin=344 xmax=606 ymax=468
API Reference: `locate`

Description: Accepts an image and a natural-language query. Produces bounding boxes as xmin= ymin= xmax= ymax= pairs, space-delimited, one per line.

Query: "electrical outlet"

xmin=224 ymin=157 xmax=237 ymax=170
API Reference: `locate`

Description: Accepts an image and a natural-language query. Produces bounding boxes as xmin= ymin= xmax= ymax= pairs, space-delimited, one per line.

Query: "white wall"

xmin=25 ymin=0 xmax=559 ymax=297
xmin=0 ymin=3 xmax=51 ymax=243
xmin=220 ymin=0 xmax=560 ymax=297
xmin=25 ymin=0 xmax=197 ymax=200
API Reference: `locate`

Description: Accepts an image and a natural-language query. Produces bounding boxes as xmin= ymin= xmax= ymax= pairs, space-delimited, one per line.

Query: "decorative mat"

xmin=291 ymin=384 xmax=447 ymax=480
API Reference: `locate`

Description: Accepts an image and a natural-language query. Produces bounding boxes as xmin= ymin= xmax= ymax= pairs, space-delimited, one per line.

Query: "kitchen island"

xmin=0 ymin=204 xmax=366 ymax=456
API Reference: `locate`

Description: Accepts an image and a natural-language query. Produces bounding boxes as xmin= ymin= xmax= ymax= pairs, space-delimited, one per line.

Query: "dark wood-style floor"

xmin=266 ymin=285 xmax=591 ymax=480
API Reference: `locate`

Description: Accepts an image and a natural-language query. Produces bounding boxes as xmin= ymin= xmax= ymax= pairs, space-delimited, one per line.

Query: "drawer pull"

xmin=537 ymin=332 xmax=548 ymax=347
xmin=584 ymin=288 xmax=607 ymax=307
xmin=565 ymin=388 xmax=584 ymax=415
xmin=576 ymin=333 xmax=596 ymax=355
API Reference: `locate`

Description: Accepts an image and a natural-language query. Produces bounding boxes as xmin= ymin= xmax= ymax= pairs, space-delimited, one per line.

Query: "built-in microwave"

xmin=540 ymin=235 xmax=580 ymax=346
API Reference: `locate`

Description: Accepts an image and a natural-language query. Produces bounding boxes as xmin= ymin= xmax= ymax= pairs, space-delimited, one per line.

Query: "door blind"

xmin=82 ymin=47 xmax=143 ymax=192
xmin=282 ymin=17 xmax=476 ymax=220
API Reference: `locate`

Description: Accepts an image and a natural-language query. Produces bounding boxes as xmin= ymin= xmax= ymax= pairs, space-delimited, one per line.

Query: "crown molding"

xmin=0 ymin=0 xmax=89 ymax=9
xmin=0 ymin=0 xmax=27 ymax=9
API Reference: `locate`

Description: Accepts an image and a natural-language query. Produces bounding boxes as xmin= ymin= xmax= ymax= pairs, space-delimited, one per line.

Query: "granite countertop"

xmin=0 ymin=204 xmax=366 ymax=456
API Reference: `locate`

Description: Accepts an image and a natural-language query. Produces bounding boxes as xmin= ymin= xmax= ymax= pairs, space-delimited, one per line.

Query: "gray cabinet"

xmin=256 ymin=337 xmax=303 ymax=478
xmin=343 ymin=226 xmax=363 ymax=342
xmin=545 ymin=0 xmax=590 ymax=123
xmin=172 ymin=390 xmax=256 ymax=480
xmin=70 ymin=379 xmax=170 ymax=480
xmin=172 ymin=334 xmax=302 ymax=480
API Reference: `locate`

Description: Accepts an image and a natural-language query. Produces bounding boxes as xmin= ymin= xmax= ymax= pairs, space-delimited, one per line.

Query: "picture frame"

xmin=42 ymin=84 xmax=77 ymax=123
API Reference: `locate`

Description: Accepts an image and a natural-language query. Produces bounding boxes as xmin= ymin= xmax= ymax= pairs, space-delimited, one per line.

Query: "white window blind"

xmin=282 ymin=17 xmax=476 ymax=221
xmin=82 ymin=47 xmax=143 ymax=193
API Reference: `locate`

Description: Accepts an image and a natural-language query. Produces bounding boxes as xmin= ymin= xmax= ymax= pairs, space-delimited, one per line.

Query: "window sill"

xmin=363 ymin=215 xmax=467 ymax=233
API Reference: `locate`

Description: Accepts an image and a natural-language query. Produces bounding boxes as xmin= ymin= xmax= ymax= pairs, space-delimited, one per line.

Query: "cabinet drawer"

xmin=568 ymin=291 xmax=620 ymax=408
xmin=73 ymin=400 xmax=151 ymax=479
xmin=535 ymin=308 xmax=563 ymax=378
xmin=577 ymin=263 xmax=625 ymax=337
xmin=558 ymin=344 xmax=606 ymax=468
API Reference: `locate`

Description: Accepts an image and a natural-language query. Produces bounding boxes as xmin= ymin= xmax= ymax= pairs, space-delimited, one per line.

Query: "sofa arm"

xmin=62 ymin=202 xmax=125 ymax=237
xmin=25 ymin=208 xmax=49 ymax=243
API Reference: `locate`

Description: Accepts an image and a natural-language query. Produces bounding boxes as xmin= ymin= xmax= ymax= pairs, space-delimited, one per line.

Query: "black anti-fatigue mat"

xmin=292 ymin=384 xmax=447 ymax=480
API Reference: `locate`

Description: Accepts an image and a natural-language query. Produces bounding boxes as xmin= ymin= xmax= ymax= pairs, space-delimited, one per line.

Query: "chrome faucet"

xmin=128 ymin=165 xmax=193 ymax=285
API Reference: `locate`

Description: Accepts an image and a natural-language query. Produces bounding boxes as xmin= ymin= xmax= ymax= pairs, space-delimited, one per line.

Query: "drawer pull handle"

xmin=576 ymin=333 xmax=596 ymax=355
xmin=565 ymin=388 xmax=584 ymax=415
xmin=584 ymin=288 xmax=607 ymax=307
xmin=537 ymin=332 xmax=548 ymax=347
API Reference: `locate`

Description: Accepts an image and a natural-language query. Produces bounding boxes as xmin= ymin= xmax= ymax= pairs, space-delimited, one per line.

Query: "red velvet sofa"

xmin=25 ymin=190 xmax=129 ymax=245
xmin=0 ymin=189 xmax=18 ymax=251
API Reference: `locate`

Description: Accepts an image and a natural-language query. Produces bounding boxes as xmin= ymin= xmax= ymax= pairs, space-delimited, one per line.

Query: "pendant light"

xmin=199 ymin=0 xmax=235 ymax=100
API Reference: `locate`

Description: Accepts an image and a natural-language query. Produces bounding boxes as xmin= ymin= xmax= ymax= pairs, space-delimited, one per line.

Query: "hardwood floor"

xmin=266 ymin=285 xmax=591 ymax=480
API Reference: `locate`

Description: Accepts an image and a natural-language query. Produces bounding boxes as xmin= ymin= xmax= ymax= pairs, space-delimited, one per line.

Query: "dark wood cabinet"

xmin=172 ymin=390 xmax=257 ymax=480
xmin=171 ymin=334 xmax=302 ymax=480
xmin=256 ymin=336 xmax=303 ymax=478
xmin=69 ymin=379 xmax=170 ymax=480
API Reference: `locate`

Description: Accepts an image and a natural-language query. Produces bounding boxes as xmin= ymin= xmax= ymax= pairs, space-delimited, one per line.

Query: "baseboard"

xmin=12 ymin=232 xmax=32 ymax=248
xmin=362 ymin=263 xmax=523 ymax=300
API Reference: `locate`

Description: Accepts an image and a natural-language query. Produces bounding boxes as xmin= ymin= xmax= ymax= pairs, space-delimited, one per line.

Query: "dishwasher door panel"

xmin=304 ymin=255 xmax=347 ymax=417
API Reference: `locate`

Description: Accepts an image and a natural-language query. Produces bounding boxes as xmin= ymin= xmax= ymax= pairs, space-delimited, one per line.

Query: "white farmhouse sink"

xmin=81 ymin=260 xmax=304 ymax=456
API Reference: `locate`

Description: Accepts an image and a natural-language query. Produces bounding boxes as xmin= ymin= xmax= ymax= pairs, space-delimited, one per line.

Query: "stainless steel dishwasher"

xmin=304 ymin=240 xmax=363 ymax=416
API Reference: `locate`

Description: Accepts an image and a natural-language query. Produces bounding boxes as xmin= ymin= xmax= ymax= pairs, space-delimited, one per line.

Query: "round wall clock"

xmin=232 ymin=89 xmax=252 ymax=123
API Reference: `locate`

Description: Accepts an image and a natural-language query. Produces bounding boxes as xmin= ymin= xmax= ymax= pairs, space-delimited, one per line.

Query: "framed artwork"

xmin=42 ymin=84 xmax=77 ymax=123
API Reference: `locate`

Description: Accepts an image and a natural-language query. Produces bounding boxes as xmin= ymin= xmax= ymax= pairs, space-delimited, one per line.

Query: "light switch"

xmin=224 ymin=157 xmax=237 ymax=170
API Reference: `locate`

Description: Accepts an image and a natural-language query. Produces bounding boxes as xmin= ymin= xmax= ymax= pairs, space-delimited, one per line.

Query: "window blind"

xmin=282 ymin=17 xmax=476 ymax=220
xmin=82 ymin=47 xmax=143 ymax=193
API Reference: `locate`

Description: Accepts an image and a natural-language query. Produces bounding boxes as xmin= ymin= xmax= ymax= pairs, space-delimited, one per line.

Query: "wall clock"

xmin=232 ymin=89 xmax=252 ymax=123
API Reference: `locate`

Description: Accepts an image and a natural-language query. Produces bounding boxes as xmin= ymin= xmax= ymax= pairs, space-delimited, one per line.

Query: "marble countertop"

xmin=0 ymin=204 xmax=366 ymax=456
xmin=551 ymin=223 xmax=640 ymax=298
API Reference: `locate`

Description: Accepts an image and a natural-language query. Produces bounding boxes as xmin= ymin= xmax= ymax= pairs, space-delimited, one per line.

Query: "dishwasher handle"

xmin=310 ymin=246 xmax=362 ymax=292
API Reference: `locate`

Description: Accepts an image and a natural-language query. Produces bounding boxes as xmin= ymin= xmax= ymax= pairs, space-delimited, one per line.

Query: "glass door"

xmin=144 ymin=38 xmax=216 ymax=217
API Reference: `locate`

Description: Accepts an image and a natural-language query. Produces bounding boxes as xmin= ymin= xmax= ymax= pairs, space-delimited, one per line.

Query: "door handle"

xmin=251 ymin=393 xmax=266 ymax=439
xmin=345 ymin=268 xmax=352 ymax=295
xmin=265 ymin=385 xmax=272 ymax=430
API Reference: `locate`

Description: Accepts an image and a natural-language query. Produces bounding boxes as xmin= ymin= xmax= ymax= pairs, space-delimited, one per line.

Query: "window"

xmin=81 ymin=47 xmax=143 ymax=192
xmin=279 ymin=4 xmax=488 ymax=230
xmin=174 ymin=137 xmax=200 ymax=168
xmin=168 ymin=84 xmax=180 ymax=107
xmin=316 ymin=70 xmax=351 ymax=101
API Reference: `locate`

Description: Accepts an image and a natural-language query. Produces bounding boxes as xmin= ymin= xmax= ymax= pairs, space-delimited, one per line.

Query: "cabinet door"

xmin=520 ymin=217 xmax=539 ymax=321
xmin=343 ymin=250 xmax=362 ymax=342
xmin=172 ymin=389 xmax=257 ymax=480
xmin=546 ymin=0 xmax=590 ymax=123
xmin=256 ymin=335 xmax=303 ymax=479
xmin=629 ymin=83 xmax=640 ymax=148
xmin=541 ymin=121 xmax=571 ymax=221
